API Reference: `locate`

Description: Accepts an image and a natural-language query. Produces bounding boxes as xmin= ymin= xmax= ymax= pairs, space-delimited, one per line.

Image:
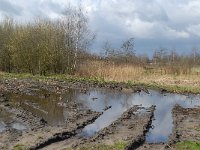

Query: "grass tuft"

xmin=175 ymin=141 xmax=200 ymax=150
xmin=13 ymin=144 xmax=25 ymax=150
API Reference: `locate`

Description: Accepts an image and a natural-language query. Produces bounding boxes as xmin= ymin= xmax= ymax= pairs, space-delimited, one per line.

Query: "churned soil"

xmin=169 ymin=105 xmax=200 ymax=149
xmin=2 ymin=78 xmax=199 ymax=150
xmin=0 ymin=79 xmax=103 ymax=150
xmin=66 ymin=105 xmax=156 ymax=150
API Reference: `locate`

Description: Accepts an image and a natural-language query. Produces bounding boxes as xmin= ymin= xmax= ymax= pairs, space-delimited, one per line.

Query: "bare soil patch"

xmin=169 ymin=105 xmax=200 ymax=149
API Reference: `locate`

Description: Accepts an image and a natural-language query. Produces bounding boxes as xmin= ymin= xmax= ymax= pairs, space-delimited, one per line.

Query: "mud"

xmin=29 ymin=110 xmax=102 ymax=150
xmin=1 ymin=101 xmax=101 ymax=149
xmin=69 ymin=105 xmax=155 ymax=150
xmin=136 ymin=143 xmax=165 ymax=150
xmin=0 ymin=79 xmax=104 ymax=150
xmin=0 ymin=78 xmax=200 ymax=150
xmin=0 ymin=78 xmax=145 ymax=95
xmin=0 ymin=101 xmax=43 ymax=149
xmin=169 ymin=105 xmax=200 ymax=148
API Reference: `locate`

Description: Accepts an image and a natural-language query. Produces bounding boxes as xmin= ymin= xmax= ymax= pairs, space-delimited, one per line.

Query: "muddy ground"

xmin=0 ymin=78 xmax=199 ymax=150
xmin=0 ymin=79 xmax=101 ymax=149
xmin=169 ymin=105 xmax=200 ymax=149
xmin=0 ymin=93 xmax=102 ymax=149
xmin=42 ymin=105 xmax=155 ymax=150
xmin=0 ymin=78 xmax=144 ymax=94
xmin=79 ymin=105 xmax=155 ymax=150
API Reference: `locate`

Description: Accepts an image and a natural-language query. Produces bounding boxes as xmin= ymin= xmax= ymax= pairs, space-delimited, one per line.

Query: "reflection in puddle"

xmin=12 ymin=123 xmax=26 ymax=131
xmin=0 ymin=110 xmax=27 ymax=132
xmin=1 ymin=88 xmax=200 ymax=143
xmin=0 ymin=121 xmax=6 ymax=132
xmin=7 ymin=92 xmax=68 ymax=126
xmin=0 ymin=110 xmax=12 ymax=133
xmin=0 ymin=121 xmax=26 ymax=132
xmin=76 ymin=89 xmax=200 ymax=143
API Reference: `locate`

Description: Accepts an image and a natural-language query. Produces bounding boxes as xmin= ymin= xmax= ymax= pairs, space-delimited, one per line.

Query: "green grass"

xmin=1 ymin=72 xmax=200 ymax=94
xmin=194 ymin=127 xmax=200 ymax=131
xmin=175 ymin=141 xmax=200 ymax=150
xmin=13 ymin=144 xmax=25 ymax=150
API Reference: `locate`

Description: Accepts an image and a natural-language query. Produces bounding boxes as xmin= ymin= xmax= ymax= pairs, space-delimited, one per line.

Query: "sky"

xmin=0 ymin=0 xmax=200 ymax=56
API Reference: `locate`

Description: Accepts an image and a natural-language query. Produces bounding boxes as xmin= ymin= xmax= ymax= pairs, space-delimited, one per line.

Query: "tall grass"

xmin=77 ymin=59 xmax=200 ymax=88
xmin=78 ymin=60 xmax=144 ymax=82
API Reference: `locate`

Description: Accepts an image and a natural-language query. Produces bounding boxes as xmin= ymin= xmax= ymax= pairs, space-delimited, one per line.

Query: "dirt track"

xmin=0 ymin=79 xmax=200 ymax=150
xmin=45 ymin=105 xmax=155 ymax=150
xmin=169 ymin=105 xmax=200 ymax=149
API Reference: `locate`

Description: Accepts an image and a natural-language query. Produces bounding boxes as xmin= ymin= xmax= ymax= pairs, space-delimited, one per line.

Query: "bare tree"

xmin=120 ymin=38 xmax=135 ymax=63
xmin=61 ymin=5 xmax=95 ymax=74
xmin=102 ymin=41 xmax=114 ymax=57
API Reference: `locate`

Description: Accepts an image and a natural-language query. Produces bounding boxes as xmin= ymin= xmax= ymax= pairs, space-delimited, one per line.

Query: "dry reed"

xmin=77 ymin=60 xmax=200 ymax=88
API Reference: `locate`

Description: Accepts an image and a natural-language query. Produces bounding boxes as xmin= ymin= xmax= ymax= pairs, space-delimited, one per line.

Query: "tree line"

xmin=150 ymin=48 xmax=200 ymax=74
xmin=0 ymin=4 xmax=199 ymax=76
xmin=0 ymin=6 xmax=94 ymax=75
xmin=99 ymin=40 xmax=200 ymax=75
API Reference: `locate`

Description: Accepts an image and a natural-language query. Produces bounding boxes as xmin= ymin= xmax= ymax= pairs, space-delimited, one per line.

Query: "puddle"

xmin=6 ymin=91 xmax=72 ymax=126
xmin=0 ymin=121 xmax=6 ymax=132
xmin=0 ymin=110 xmax=26 ymax=132
xmin=75 ymin=89 xmax=200 ymax=143
xmin=11 ymin=123 xmax=26 ymax=130
xmin=1 ymin=88 xmax=200 ymax=143
xmin=0 ymin=109 xmax=11 ymax=133
xmin=0 ymin=121 xmax=26 ymax=133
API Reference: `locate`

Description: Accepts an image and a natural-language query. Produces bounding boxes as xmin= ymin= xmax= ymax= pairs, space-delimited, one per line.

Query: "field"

xmin=77 ymin=60 xmax=200 ymax=93
xmin=0 ymin=71 xmax=199 ymax=150
xmin=0 ymin=3 xmax=200 ymax=150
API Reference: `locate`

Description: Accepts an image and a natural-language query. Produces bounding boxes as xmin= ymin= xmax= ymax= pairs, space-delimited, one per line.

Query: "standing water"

xmin=75 ymin=89 xmax=200 ymax=143
xmin=1 ymin=88 xmax=200 ymax=143
xmin=0 ymin=108 xmax=27 ymax=132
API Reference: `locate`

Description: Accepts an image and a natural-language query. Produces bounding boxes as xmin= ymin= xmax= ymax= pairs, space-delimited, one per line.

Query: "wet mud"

xmin=169 ymin=105 xmax=200 ymax=149
xmin=0 ymin=96 xmax=102 ymax=150
xmin=79 ymin=105 xmax=156 ymax=150
xmin=0 ymin=79 xmax=200 ymax=150
xmin=42 ymin=106 xmax=155 ymax=150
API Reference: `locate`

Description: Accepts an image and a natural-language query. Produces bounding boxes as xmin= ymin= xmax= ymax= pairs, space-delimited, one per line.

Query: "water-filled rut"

xmin=76 ymin=89 xmax=200 ymax=143
xmin=1 ymin=86 xmax=200 ymax=149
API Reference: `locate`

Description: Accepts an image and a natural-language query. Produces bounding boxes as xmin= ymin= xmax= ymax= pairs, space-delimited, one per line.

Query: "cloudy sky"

xmin=0 ymin=0 xmax=200 ymax=55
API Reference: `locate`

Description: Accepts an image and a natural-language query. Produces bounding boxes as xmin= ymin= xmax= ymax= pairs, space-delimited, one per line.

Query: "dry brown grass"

xmin=77 ymin=60 xmax=144 ymax=82
xmin=77 ymin=60 xmax=200 ymax=88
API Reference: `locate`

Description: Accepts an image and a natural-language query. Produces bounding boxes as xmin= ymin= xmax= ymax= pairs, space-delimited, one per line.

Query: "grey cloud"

xmin=40 ymin=0 xmax=65 ymax=15
xmin=131 ymin=0 xmax=169 ymax=22
xmin=0 ymin=0 xmax=200 ymax=55
xmin=88 ymin=0 xmax=188 ymax=40
xmin=0 ymin=0 xmax=22 ymax=16
xmin=84 ymin=0 xmax=200 ymax=54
